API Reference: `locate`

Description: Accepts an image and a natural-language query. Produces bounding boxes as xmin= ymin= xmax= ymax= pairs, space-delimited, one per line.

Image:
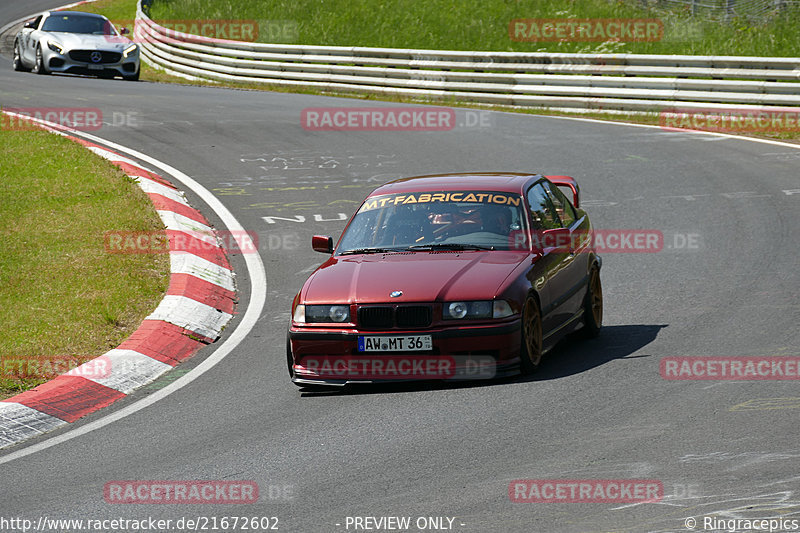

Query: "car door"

xmin=525 ymin=182 xmax=572 ymax=340
xmin=21 ymin=15 xmax=43 ymax=63
xmin=542 ymin=180 xmax=589 ymax=324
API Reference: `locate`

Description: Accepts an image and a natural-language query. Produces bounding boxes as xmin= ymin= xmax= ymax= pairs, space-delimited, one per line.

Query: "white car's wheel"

xmin=13 ymin=41 xmax=30 ymax=72
xmin=33 ymin=45 xmax=49 ymax=75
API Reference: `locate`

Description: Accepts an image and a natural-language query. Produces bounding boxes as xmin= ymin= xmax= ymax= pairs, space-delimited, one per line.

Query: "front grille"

xmin=396 ymin=306 xmax=432 ymax=328
xmin=358 ymin=305 xmax=432 ymax=329
xmin=358 ymin=307 xmax=393 ymax=329
xmin=69 ymin=50 xmax=121 ymax=63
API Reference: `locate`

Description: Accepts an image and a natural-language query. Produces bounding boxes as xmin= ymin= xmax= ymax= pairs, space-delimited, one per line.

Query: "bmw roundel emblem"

xmin=390 ymin=290 xmax=403 ymax=298
xmin=90 ymin=51 xmax=102 ymax=63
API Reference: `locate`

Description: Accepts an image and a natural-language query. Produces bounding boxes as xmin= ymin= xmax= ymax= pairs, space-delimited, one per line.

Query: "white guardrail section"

xmin=134 ymin=3 xmax=800 ymax=114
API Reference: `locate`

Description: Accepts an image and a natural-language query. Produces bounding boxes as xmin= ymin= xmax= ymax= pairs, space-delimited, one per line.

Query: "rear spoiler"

xmin=545 ymin=175 xmax=580 ymax=209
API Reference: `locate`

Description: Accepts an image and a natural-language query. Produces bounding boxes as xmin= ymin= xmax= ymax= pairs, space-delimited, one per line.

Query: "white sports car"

xmin=13 ymin=11 xmax=139 ymax=81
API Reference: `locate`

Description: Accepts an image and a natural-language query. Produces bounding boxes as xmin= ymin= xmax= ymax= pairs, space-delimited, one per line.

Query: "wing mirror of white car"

xmin=24 ymin=20 xmax=37 ymax=29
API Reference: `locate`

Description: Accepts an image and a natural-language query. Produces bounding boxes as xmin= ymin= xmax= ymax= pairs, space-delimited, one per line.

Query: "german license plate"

xmin=358 ymin=335 xmax=432 ymax=352
xmin=87 ymin=64 xmax=104 ymax=70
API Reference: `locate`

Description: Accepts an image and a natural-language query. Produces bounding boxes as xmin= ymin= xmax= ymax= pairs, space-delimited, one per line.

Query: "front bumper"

xmin=44 ymin=48 xmax=139 ymax=77
xmin=288 ymin=319 xmax=522 ymax=386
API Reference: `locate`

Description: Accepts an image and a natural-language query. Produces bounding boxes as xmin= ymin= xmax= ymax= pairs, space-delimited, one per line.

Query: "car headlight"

xmin=443 ymin=300 xmax=514 ymax=320
xmin=122 ymin=44 xmax=138 ymax=58
xmin=293 ymin=304 xmax=351 ymax=324
xmin=47 ymin=40 xmax=64 ymax=54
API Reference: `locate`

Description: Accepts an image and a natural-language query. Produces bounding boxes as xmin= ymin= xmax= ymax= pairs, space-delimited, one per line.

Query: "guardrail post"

xmin=725 ymin=0 xmax=736 ymax=19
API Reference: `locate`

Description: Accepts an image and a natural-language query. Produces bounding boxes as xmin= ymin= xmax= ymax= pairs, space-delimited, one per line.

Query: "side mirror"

xmin=311 ymin=235 xmax=333 ymax=254
xmin=546 ymin=175 xmax=580 ymax=209
xmin=24 ymin=20 xmax=37 ymax=29
xmin=119 ymin=27 xmax=130 ymax=35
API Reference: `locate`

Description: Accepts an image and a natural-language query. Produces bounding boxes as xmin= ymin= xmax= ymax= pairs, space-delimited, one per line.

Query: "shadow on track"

xmin=298 ymin=324 xmax=667 ymax=397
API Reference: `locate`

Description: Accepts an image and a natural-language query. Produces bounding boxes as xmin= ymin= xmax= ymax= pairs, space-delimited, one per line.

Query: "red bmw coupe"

xmin=287 ymin=172 xmax=602 ymax=387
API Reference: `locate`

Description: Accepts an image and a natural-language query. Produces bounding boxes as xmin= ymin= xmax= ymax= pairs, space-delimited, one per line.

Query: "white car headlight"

xmin=47 ymin=40 xmax=64 ymax=54
xmin=122 ymin=44 xmax=138 ymax=58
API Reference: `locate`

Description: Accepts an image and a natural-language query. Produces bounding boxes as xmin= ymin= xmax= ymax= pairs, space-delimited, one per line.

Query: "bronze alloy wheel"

xmin=520 ymin=297 xmax=543 ymax=374
xmin=582 ymin=266 xmax=603 ymax=338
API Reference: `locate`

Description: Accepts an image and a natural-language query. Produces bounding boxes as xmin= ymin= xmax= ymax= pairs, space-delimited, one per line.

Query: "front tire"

xmin=13 ymin=41 xmax=29 ymax=72
xmin=520 ymin=296 xmax=543 ymax=375
xmin=581 ymin=265 xmax=603 ymax=338
xmin=33 ymin=45 xmax=48 ymax=75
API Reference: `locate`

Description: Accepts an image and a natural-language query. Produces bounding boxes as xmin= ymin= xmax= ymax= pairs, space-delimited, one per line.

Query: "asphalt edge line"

xmin=0 ymin=113 xmax=267 ymax=464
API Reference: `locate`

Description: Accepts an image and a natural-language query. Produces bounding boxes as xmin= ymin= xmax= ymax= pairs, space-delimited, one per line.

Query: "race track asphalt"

xmin=1 ymin=2 xmax=799 ymax=531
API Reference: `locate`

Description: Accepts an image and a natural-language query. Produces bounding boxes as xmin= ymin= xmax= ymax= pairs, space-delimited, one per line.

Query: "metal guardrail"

xmin=134 ymin=2 xmax=800 ymax=114
xmin=626 ymin=0 xmax=800 ymax=20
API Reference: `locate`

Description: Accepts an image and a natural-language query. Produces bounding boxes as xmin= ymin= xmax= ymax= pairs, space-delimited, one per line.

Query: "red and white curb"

xmin=0 ymin=115 xmax=236 ymax=449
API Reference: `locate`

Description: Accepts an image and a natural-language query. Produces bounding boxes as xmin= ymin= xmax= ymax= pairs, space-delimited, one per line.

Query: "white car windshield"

xmin=337 ymin=191 xmax=528 ymax=254
xmin=41 ymin=14 xmax=116 ymax=35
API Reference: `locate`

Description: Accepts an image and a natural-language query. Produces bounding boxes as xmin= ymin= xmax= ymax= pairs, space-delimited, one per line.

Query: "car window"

xmin=543 ymin=182 xmax=577 ymax=228
xmin=337 ymin=191 xmax=527 ymax=252
xmin=41 ymin=14 xmax=115 ymax=35
xmin=526 ymin=183 xmax=561 ymax=229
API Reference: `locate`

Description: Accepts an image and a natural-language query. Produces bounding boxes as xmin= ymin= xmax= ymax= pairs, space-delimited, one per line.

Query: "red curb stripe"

xmin=0 ymin=130 xmax=234 ymax=436
xmin=166 ymin=230 xmax=232 ymax=270
xmin=4 ymin=376 xmax=125 ymax=423
xmin=167 ymin=273 xmax=236 ymax=315
xmin=113 ymin=162 xmax=178 ymax=189
xmin=148 ymin=193 xmax=209 ymax=225
xmin=116 ymin=320 xmax=207 ymax=366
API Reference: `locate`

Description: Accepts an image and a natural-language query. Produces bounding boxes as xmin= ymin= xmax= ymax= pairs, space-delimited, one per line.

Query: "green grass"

xmin=0 ymin=126 xmax=169 ymax=399
xmin=144 ymin=0 xmax=800 ymax=56
xmin=78 ymin=0 xmax=800 ymax=56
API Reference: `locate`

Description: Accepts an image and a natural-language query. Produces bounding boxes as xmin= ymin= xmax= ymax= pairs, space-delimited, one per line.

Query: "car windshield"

xmin=41 ymin=14 xmax=116 ymax=35
xmin=337 ymin=190 xmax=528 ymax=254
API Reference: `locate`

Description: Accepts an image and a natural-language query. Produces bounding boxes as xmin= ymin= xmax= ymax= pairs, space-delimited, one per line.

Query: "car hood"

xmin=303 ymin=251 xmax=529 ymax=304
xmin=43 ymin=32 xmax=132 ymax=51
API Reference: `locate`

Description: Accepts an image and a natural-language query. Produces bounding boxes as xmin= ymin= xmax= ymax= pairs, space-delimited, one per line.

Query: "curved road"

xmin=2 ymin=2 xmax=799 ymax=531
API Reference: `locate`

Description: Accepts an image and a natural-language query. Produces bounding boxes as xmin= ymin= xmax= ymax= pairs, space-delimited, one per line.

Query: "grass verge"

xmin=0 ymin=124 xmax=169 ymax=400
xmin=145 ymin=0 xmax=800 ymax=56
